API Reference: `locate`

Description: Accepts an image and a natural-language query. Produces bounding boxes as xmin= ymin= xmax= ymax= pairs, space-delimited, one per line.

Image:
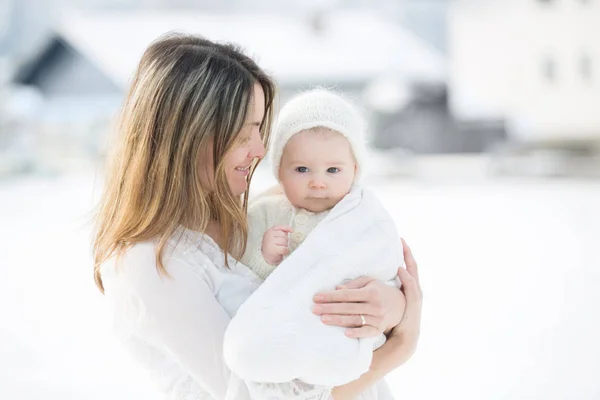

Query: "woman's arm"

xmin=119 ymin=251 xmax=332 ymax=400
xmin=330 ymin=333 xmax=405 ymax=400
xmin=122 ymin=255 xmax=241 ymax=399
xmin=323 ymin=240 xmax=423 ymax=399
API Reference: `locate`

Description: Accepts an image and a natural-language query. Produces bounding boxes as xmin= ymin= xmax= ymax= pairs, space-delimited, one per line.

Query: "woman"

xmin=93 ymin=33 xmax=422 ymax=400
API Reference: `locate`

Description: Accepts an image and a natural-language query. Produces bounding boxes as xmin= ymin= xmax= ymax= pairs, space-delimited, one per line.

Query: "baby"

xmin=225 ymin=88 xmax=403 ymax=391
xmin=242 ymin=88 xmax=369 ymax=279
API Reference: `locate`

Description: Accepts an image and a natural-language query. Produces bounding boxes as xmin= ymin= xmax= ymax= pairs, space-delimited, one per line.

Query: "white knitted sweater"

xmin=241 ymin=194 xmax=329 ymax=280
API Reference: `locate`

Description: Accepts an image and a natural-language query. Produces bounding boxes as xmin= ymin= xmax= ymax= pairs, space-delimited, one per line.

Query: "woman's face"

xmin=224 ymin=83 xmax=267 ymax=196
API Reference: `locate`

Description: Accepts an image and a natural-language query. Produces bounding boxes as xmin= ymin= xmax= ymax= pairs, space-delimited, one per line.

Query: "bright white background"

xmin=1 ymin=166 xmax=599 ymax=399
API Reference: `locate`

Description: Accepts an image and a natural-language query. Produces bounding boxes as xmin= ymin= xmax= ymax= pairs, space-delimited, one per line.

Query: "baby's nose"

xmin=309 ymin=180 xmax=326 ymax=189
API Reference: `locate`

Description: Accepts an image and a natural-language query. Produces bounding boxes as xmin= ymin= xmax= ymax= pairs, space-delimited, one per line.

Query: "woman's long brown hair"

xmin=92 ymin=33 xmax=276 ymax=292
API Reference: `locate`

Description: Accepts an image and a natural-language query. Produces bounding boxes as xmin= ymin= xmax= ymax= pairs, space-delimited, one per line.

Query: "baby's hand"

xmin=262 ymin=225 xmax=293 ymax=265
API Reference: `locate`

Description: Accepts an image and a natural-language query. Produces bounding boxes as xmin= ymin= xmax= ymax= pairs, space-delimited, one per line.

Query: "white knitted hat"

xmin=270 ymin=88 xmax=367 ymax=182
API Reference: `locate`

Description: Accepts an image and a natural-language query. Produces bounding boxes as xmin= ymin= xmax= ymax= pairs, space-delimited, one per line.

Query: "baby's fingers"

xmin=270 ymin=225 xmax=294 ymax=234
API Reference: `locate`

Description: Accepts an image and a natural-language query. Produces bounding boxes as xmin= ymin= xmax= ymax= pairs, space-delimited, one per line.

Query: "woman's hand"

xmin=312 ymin=239 xmax=420 ymax=338
xmin=330 ymin=240 xmax=423 ymax=399
xmin=312 ymin=277 xmax=405 ymax=338
xmin=372 ymin=239 xmax=423 ymax=371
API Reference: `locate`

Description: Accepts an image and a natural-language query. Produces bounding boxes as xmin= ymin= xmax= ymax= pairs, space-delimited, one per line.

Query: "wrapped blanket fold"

xmin=224 ymin=186 xmax=403 ymax=387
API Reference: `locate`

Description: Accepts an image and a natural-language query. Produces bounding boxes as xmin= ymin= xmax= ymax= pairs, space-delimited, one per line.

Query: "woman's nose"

xmin=250 ymin=134 xmax=266 ymax=159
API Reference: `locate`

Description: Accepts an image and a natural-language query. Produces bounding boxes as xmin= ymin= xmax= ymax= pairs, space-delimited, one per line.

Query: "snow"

xmin=1 ymin=169 xmax=599 ymax=399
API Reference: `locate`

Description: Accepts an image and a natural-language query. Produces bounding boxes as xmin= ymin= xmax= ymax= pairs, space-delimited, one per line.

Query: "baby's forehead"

xmin=289 ymin=131 xmax=350 ymax=150
xmin=283 ymin=137 xmax=354 ymax=163
xmin=297 ymin=127 xmax=342 ymax=138
xmin=288 ymin=129 xmax=349 ymax=146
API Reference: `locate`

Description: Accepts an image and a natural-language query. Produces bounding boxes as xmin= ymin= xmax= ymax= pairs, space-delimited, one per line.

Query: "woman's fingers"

xmin=314 ymin=287 xmax=370 ymax=303
xmin=397 ymin=267 xmax=420 ymax=302
xmin=319 ymin=313 xmax=380 ymax=329
xmin=312 ymin=302 xmax=376 ymax=316
xmin=336 ymin=276 xmax=373 ymax=290
xmin=401 ymin=238 xmax=419 ymax=285
xmin=344 ymin=325 xmax=381 ymax=339
xmin=397 ymin=267 xmax=422 ymax=323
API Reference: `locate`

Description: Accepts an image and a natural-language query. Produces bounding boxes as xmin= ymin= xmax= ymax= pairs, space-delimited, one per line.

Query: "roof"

xmin=57 ymin=10 xmax=446 ymax=88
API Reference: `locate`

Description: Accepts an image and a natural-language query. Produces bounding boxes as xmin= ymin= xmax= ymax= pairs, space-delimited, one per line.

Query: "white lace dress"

xmin=100 ymin=228 xmax=392 ymax=399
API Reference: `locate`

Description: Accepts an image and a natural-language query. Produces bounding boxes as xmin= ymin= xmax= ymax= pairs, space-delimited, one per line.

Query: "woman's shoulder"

xmin=123 ymin=231 xmax=215 ymax=268
xmin=100 ymin=230 xmax=220 ymax=288
xmin=100 ymin=227 xmax=261 ymax=294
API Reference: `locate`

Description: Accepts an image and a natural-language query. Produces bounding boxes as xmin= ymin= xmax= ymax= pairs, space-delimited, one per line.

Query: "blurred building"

xmin=397 ymin=0 xmax=448 ymax=55
xmin=449 ymin=0 xmax=600 ymax=150
xmin=5 ymin=9 xmax=447 ymax=173
xmin=0 ymin=0 xmax=55 ymax=60
xmin=0 ymin=0 xmax=62 ymax=174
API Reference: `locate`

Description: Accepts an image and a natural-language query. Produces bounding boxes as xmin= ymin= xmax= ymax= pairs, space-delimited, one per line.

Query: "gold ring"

xmin=360 ymin=314 xmax=366 ymax=327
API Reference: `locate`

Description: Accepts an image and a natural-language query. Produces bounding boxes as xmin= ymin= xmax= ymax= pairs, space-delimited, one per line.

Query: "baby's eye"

xmin=327 ymin=167 xmax=340 ymax=173
xmin=296 ymin=166 xmax=309 ymax=173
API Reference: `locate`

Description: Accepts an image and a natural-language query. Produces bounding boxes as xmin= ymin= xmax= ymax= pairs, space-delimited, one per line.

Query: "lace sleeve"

xmin=116 ymin=246 xmax=333 ymax=400
xmin=245 ymin=380 xmax=332 ymax=400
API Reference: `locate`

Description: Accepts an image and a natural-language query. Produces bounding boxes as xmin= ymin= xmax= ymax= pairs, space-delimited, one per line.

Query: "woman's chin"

xmin=230 ymin=181 xmax=248 ymax=197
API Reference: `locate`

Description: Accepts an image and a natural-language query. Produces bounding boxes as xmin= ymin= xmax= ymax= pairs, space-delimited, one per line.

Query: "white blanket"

xmin=223 ymin=186 xmax=402 ymax=387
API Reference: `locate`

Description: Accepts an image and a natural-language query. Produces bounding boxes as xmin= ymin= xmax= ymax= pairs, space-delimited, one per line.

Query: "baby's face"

xmin=279 ymin=128 xmax=357 ymax=213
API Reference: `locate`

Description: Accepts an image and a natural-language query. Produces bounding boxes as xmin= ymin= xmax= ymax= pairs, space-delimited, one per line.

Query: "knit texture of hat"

xmin=270 ymin=88 xmax=368 ymax=182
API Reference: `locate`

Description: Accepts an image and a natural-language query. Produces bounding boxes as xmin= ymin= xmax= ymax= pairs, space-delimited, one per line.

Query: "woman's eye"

xmin=327 ymin=167 xmax=340 ymax=173
xmin=296 ymin=166 xmax=308 ymax=173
